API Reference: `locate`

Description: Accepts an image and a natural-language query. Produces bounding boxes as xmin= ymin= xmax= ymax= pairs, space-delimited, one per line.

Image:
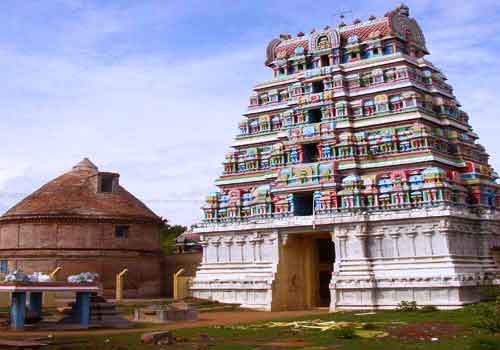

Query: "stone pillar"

xmin=224 ymin=238 xmax=233 ymax=263
xmin=406 ymin=231 xmax=417 ymax=257
xmin=75 ymin=292 xmax=91 ymax=328
xmin=330 ymin=231 xmax=341 ymax=311
xmin=213 ymin=240 xmax=221 ymax=263
xmin=353 ymin=233 xmax=369 ymax=259
xmin=423 ymin=231 xmax=434 ymax=256
xmin=436 ymin=220 xmax=452 ymax=256
xmin=10 ymin=292 xmax=26 ymax=331
xmin=251 ymin=240 xmax=257 ymax=262
xmin=250 ymin=233 xmax=264 ymax=262
xmin=390 ymin=232 xmax=401 ymax=257
xmin=200 ymin=236 xmax=209 ymax=263
xmin=374 ymin=234 xmax=384 ymax=257
xmin=474 ymin=223 xmax=490 ymax=257
xmin=236 ymin=236 xmax=246 ymax=262
xmin=480 ymin=231 xmax=491 ymax=256
xmin=337 ymin=235 xmax=348 ymax=259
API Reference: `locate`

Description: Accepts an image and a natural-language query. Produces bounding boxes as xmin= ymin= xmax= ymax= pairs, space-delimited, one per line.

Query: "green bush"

xmin=361 ymin=323 xmax=378 ymax=330
xmin=332 ymin=327 xmax=357 ymax=339
xmin=468 ymin=335 xmax=500 ymax=350
xmin=419 ymin=305 xmax=438 ymax=313
xmin=472 ymin=298 xmax=500 ymax=333
xmin=397 ymin=300 xmax=418 ymax=312
xmin=481 ymin=284 xmax=500 ymax=300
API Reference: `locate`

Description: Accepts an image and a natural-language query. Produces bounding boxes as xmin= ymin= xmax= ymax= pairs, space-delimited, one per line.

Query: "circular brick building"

xmin=0 ymin=158 xmax=164 ymax=297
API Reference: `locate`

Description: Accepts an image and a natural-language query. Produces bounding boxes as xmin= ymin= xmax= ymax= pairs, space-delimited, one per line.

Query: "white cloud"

xmin=0 ymin=38 xmax=266 ymax=224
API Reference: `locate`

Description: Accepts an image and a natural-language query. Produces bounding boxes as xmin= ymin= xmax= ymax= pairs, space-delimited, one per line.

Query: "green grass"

xmin=165 ymin=309 xmax=495 ymax=350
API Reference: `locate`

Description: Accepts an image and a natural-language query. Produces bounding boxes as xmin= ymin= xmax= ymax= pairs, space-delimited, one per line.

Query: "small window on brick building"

xmin=0 ymin=260 xmax=8 ymax=273
xmin=100 ymin=174 xmax=116 ymax=193
xmin=115 ymin=226 xmax=129 ymax=238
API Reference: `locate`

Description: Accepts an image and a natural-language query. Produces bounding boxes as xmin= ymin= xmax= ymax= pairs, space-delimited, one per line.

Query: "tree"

xmin=159 ymin=222 xmax=187 ymax=254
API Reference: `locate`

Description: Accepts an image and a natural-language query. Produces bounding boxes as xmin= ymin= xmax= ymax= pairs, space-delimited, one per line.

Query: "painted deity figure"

xmin=317 ymin=35 xmax=331 ymax=50
xmin=287 ymin=194 xmax=294 ymax=213
xmin=290 ymin=149 xmax=300 ymax=163
xmin=314 ymin=191 xmax=322 ymax=211
xmin=322 ymin=144 xmax=332 ymax=160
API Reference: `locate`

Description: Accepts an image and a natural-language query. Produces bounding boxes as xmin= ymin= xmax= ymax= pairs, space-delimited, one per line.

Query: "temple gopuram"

xmin=192 ymin=4 xmax=500 ymax=311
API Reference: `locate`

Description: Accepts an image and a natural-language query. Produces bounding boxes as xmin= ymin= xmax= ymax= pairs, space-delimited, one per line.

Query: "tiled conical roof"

xmin=0 ymin=159 xmax=162 ymax=223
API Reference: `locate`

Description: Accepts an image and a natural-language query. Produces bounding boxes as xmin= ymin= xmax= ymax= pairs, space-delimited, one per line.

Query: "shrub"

xmin=397 ymin=300 xmax=418 ymax=312
xmin=419 ymin=305 xmax=438 ymax=313
xmin=472 ymin=297 xmax=500 ymax=333
xmin=480 ymin=284 xmax=500 ymax=300
xmin=468 ymin=335 xmax=500 ymax=350
xmin=332 ymin=327 xmax=357 ymax=339
xmin=361 ymin=323 xmax=378 ymax=330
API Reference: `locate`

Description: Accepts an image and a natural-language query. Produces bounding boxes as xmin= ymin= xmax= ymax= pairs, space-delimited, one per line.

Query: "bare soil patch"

xmin=261 ymin=339 xmax=311 ymax=347
xmin=387 ymin=320 xmax=470 ymax=341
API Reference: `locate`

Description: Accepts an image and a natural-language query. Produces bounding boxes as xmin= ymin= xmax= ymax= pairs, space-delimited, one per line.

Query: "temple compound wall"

xmin=0 ymin=221 xmax=163 ymax=297
xmin=192 ymin=207 xmax=499 ymax=310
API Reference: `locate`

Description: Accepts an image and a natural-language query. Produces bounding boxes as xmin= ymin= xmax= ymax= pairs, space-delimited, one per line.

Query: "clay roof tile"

xmin=1 ymin=159 xmax=162 ymax=223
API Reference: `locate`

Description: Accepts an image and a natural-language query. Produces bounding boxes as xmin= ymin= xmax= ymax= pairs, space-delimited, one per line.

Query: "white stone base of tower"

xmin=191 ymin=206 xmax=500 ymax=311
xmin=191 ymin=231 xmax=280 ymax=310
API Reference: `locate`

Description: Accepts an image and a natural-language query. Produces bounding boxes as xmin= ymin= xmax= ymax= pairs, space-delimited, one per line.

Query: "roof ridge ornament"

xmin=398 ymin=3 xmax=410 ymax=17
xmin=72 ymin=158 xmax=99 ymax=172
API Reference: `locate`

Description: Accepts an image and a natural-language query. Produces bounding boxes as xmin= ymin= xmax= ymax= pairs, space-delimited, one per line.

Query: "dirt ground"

xmin=0 ymin=309 xmax=329 ymax=338
xmin=386 ymin=320 xmax=471 ymax=341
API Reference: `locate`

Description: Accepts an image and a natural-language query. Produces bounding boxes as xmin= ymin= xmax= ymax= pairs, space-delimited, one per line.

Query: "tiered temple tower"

xmin=192 ymin=5 xmax=500 ymax=311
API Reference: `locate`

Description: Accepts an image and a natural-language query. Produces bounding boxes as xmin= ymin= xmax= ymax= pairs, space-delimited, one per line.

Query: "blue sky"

xmin=1 ymin=0 xmax=499 ymax=226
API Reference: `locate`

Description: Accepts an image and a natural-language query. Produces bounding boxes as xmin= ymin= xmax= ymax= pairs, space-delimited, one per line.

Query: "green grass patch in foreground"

xmin=36 ymin=304 xmax=500 ymax=350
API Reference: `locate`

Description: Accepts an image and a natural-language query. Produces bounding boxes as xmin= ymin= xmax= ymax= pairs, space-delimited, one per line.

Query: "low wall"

xmin=163 ymin=252 xmax=202 ymax=298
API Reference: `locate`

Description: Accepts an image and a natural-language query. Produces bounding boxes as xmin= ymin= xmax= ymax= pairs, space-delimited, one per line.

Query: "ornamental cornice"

xmin=333 ymin=271 xmax=494 ymax=288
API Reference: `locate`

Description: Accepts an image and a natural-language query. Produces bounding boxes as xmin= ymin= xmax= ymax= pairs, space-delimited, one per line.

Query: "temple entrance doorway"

xmin=317 ymin=238 xmax=335 ymax=306
xmin=272 ymin=233 xmax=335 ymax=310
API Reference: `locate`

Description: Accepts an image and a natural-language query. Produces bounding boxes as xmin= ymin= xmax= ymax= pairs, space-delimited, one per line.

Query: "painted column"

xmin=29 ymin=292 xmax=43 ymax=320
xmin=75 ymin=292 xmax=91 ymax=327
xmin=10 ymin=292 xmax=26 ymax=331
